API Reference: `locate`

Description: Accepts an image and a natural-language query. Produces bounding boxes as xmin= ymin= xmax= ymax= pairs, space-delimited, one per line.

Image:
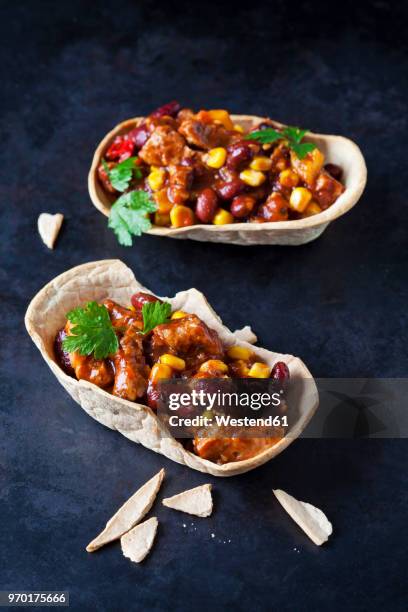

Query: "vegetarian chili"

xmin=97 ymin=102 xmax=345 ymax=244
xmin=54 ymin=292 xmax=290 ymax=464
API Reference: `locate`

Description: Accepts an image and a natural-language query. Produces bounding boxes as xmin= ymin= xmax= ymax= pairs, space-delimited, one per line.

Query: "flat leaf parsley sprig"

xmin=102 ymin=156 xmax=157 ymax=246
xmin=108 ymin=190 xmax=157 ymax=246
xmin=62 ymin=301 xmax=118 ymax=359
xmin=140 ymin=301 xmax=172 ymax=335
xmin=102 ymin=157 xmax=142 ymax=192
xmin=62 ymin=300 xmax=173 ymax=360
xmin=246 ymin=125 xmax=317 ymax=159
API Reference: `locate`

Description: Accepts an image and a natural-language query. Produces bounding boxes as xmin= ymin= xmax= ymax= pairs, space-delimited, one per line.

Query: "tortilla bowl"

xmin=24 ymin=259 xmax=319 ymax=476
xmin=88 ymin=115 xmax=367 ymax=246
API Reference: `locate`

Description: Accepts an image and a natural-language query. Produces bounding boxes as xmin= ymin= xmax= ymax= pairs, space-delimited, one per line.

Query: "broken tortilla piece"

xmin=273 ymin=489 xmax=332 ymax=546
xmin=121 ymin=517 xmax=158 ymax=564
xmin=86 ymin=468 xmax=164 ymax=552
xmin=37 ymin=213 xmax=64 ymax=249
xmin=162 ymin=484 xmax=213 ymax=517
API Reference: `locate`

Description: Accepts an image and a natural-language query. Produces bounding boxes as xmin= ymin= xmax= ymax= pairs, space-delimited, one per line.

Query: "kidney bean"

xmin=271 ymin=361 xmax=290 ymax=385
xmin=230 ymin=195 xmax=256 ymax=219
xmin=131 ymin=292 xmax=162 ymax=311
xmin=54 ymin=329 xmax=75 ymax=376
xmin=257 ymin=121 xmax=282 ymax=131
xmin=324 ymin=163 xmax=343 ymax=181
xmin=195 ymin=188 xmax=218 ymax=223
xmin=146 ymin=381 xmax=160 ymax=410
xmin=128 ymin=123 xmax=150 ymax=149
xmin=150 ymin=101 xmax=181 ymax=119
xmin=215 ymin=177 xmax=245 ymax=200
xmin=226 ymin=141 xmax=253 ymax=171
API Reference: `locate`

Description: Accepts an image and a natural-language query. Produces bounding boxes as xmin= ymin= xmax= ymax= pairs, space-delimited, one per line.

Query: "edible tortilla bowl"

xmin=88 ymin=115 xmax=367 ymax=246
xmin=25 ymin=259 xmax=319 ymax=476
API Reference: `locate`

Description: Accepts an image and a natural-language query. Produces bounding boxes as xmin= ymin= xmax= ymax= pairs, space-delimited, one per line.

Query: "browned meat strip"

xmin=178 ymin=118 xmax=232 ymax=150
xmin=149 ymin=314 xmax=224 ymax=370
xmin=102 ymin=299 xmax=143 ymax=330
xmin=111 ymin=326 xmax=149 ymax=400
xmin=312 ymin=170 xmax=345 ymax=209
xmin=168 ymin=164 xmax=193 ymax=204
xmin=138 ymin=125 xmax=189 ymax=166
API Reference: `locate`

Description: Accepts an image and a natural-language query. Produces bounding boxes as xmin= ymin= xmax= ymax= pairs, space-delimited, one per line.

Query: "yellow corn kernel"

xmin=147 ymin=168 xmax=166 ymax=191
xmin=208 ymin=109 xmax=234 ymax=130
xmin=250 ymin=156 xmax=272 ymax=171
xmin=248 ymin=362 xmax=271 ymax=378
xmin=150 ymin=165 xmax=160 ymax=171
xmin=170 ymin=204 xmax=195 ymax=228
xmin=279 ymin=169 xmax=299 ymax=188
xmin=159 ymin=353 xmax=186 ymax=371
xmin=154 ymin=212 xmax=170 ymax=226
xmin=289 ymin=187 xmax=312 ymax=213
xmin=233 ymin=123 xmax=244 ymax=133
xmin=239 ymin=169 xmax=266 ymax=187
xmin=205 ymin=147 xmax=227 ymax=169
xmin=199 ymin=359 xmax=229 ymax=374
xmin=150 ymin=363 xmax=173 ymax=383
xmin=171 ymin=310 xmax=188 ymax=320
xmin=303 ymin=201 xmax=322 ymax=217
xmin=154 ymin=188 xmax=173 ymax=214
xmin=262 ymin=143 xmax=272 ymax=151
xmin=227 ymin=345 xmax=254 ymax=361
xmin=213 ymin=208 xmax=234 ymax=225
xmin=128 ymin=304 xmax=136 ymax=312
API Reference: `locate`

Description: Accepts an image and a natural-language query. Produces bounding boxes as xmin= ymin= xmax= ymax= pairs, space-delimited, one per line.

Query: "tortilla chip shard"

xmin=121 ymin=517 xmax=158 ymax=564
xmin=37 ymin=213 xmax=64 ymax=249
xmin=162 ymin=484 xmax=213 ymax=517
xmin=273 ymin=489 xmax=332 ymax=546
xmin=86 ymin=468 xmax=164 ymax=552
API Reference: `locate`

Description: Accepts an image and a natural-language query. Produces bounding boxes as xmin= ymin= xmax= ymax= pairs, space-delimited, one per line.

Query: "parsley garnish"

xmin=62 ymin=302 xmax=119 ymax=359
xmin=246 ymin=125 xmax=317 ymax=159
xmin=108 ymin=190 xmax=157 ymax=246
xmin=102 ymin=157 xmax=142 ymax=192
xmin=140 ymin=301 xmax=172 ymax=335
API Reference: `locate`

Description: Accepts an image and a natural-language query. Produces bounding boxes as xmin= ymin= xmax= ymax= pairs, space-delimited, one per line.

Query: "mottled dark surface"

xmin=0 ymin=1 xmax=407 ymax=610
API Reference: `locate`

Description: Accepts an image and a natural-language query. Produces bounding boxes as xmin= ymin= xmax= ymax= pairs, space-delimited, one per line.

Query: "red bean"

xmin=230 ymin=195 xmax=256 ymax=219
xmin=131 ymin=292 xmax=162 ymax=311
xmin=146 ymin=381 xmax=160 ymax=410
xmin=150 ymin=101 xmax=181 ymax=118
xmin=195 ymin=188 xmax=218 ymax=223
xmin=226 ymin=141 xmax=253 ymax=171
xmin=216 ymin=177 xmax=245 ymax=200
xmin=54 ymin=329 xmax=75 ymax=376
xmin=128 ymin=124 xmax=150 ymax=149
xmin=271 ymin=361 xmax=290 ymax=385
xmin=324 ymin=163 xmax=343 ymax=181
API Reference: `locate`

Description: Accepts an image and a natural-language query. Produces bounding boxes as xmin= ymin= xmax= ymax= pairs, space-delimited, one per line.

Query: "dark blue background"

xmin=1 ymin=1 xmax=407 ymax=610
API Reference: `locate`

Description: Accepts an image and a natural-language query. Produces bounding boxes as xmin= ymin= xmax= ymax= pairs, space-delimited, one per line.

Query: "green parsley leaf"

xmin=245 ymin=124 xmax=317 ymax=159
xmin=283 ymin=126 xmax=307 ymax=144
xmin=108 ymin=190 xmax=157 ymax=246
xmin=102 ymin=157 xmax=142 ymax=192
xmin=62 ymin=301 xmax=119 ymax=359
xmin=140 ymin=301 xmax=172 ymax=335
xmin=290 ymin=142 xmax=317 ymax=159
xmin=245 ymin=128 xmax=282 ymax=144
